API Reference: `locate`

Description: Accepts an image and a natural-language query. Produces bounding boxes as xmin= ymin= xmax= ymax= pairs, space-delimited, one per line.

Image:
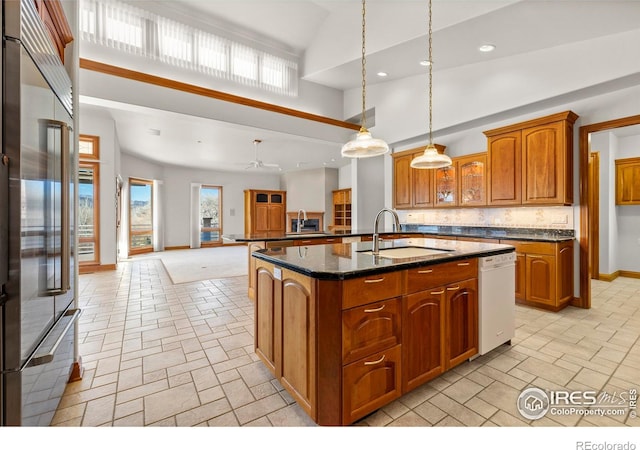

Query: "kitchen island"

xmin=251 ymin=237 xmax=515 ymax=425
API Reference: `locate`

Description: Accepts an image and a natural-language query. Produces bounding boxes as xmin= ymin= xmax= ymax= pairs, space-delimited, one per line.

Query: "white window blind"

xmin=79 ymin=0 xmax=298 ymax=96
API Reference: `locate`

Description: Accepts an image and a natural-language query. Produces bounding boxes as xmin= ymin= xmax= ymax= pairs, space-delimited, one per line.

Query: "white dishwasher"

xmin=478 ymin=252 xmax=516 ymax=355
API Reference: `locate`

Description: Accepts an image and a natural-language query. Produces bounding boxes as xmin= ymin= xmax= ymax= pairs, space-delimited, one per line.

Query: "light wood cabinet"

xmin=244 ymin=190 xmax=286 ymax=236
xmin=403 ymin=288 xmax=445 ymax=392
xmin=332 ymin=189 xmax=352 ymax=232
xmin=484 ymin=111 xmax=578 ymax=206
xmin=487 ymin=130 xmax=522 ymax=205
xmin=342 ymin=345 xmax=402 ymax=425
xmin=457 ymin=153 xmax=487 ymax=206
xmin=403 ymin=260 xmax=478 ymax=392
xmin=615 ymin=157 xmax=640 ymax=205
xmin=254 ymin=255 xmax=480 ymax=425
xmin=392 ymin=145 xmax=445 ymax=209
xmin=392 ymin=147 xmax=488 ymax=209
xmin=501 ymin=239 xmax=574 ymax=311
xmin=434 ymin=164 xmax=457 ymax=207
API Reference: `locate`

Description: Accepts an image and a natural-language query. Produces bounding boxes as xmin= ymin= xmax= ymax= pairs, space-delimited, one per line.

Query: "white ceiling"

xmin=81 ymin=0 xmax=640 ymax=173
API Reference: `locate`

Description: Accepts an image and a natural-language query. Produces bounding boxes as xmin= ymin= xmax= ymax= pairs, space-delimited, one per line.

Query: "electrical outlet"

xmin=637 ymin=238 xmax=640 ymax=245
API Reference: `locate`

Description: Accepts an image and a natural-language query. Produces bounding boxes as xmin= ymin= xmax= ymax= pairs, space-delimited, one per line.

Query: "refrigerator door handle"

xmin=41 ymin=119 xmax=70 ymax=296
xmin=25 ymin=308 xmax=80 ymax=368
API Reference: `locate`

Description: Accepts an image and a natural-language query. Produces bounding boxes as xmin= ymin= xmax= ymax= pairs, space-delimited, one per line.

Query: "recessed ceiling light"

xmin=479 ymin=44 xmax=496 ymax=53
xmin=147 ymin=128 xmax=161 ymax=136
xmin=377 ymin=71 xmax=388 ymax=77
xmin=419 ymin=60 xmax=432 ymax=66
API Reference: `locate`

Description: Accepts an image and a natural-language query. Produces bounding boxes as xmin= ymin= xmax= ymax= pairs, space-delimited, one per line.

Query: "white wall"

xmin=117 ymin=155 xmax=281 ymax=248
xmin=615 ymin=134 xmax=640 ymax=272
xmin=79 ymin=107 xmax=118 ymax=266
xmin=280 ymin=168 xmax=339 ymax=231
xmin=338 ymin=164 xmax=352 ymax=190
xmin=353 ymin=157 xmax=386 ymax=232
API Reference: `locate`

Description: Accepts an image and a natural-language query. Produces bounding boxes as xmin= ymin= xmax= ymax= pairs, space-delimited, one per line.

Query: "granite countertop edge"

xmin=224 ymin=227 xmax=574 ymax=243
xmin=252 ymin=243 xmax=516 ymax=281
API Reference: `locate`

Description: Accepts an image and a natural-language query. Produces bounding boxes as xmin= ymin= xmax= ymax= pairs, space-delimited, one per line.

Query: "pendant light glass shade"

xmin=341 ymin=127 xmax=390 ymax=158
xmin=341 ymin=0 xmax=389 ymax=159
xmin=410 ymin=144 xmax=452 ymax=169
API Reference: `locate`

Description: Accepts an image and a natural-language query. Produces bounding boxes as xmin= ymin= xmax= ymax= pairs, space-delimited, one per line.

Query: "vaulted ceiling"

xmin=79 ymin=0 xmax=640 ymax=173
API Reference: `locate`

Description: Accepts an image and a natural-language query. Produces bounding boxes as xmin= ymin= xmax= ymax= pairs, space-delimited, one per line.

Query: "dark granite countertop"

xmin=224 ymin=225 xmax=574 ymax=244
xmin=410 ymin=225 xmax=574 ymax=242
xmin=251 ymin=237 xmax=515 ymax=280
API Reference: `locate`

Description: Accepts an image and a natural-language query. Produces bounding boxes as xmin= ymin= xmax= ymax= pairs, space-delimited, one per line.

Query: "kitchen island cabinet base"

xmin=254 ymin=255 xmax=481 ymax=425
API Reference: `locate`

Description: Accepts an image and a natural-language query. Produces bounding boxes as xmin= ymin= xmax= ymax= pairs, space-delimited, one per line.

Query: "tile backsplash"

xmin=398 ymin=206 xmax=575 ymax=230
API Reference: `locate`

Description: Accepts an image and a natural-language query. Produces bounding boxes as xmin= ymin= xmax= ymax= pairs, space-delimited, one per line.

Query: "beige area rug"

xmin=158 ymin=246 xmax=248 ymax=284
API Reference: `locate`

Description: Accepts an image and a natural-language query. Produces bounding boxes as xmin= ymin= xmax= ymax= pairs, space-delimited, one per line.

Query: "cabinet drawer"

xmin=502 ymin=240 xmax=555 ymax=255
xmin=294 ymin=237 xmax=342 ymax=246
xmin=343 ymin=271 xmax=403 ymax=309
xmin=342 ymin=345 xmax=402 ymax=425
xmin=407 ymin=258 xmax=478 ymax=294
xmin=342 ymin=298 xmax=401 ymax=365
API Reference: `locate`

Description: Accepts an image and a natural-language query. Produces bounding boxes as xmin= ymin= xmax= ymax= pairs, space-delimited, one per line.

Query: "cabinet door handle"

xmin=447 ymin=285 xmax=460 ymax=291
xmin=457 ymin=262 xmax=470 ymax=266
xmin=364 ymin=278 xmax=385 ymax=284
xmin=364 ymin=304 xmax=385 ymax=313
xmin=418 ymin=269 xmax=433 ymax=274
xmin=364 ymin=355 xmax=386 ymax=366
xmin=431 ymin=290 xmax=444 ymax=295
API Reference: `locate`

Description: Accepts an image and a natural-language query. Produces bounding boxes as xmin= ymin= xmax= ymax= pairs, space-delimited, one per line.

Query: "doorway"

xmin=128 ymin=178 xmax=154 ymax=255
xmin=579 ymin=114 xmax=640 ymax=309
xmin=588 ymin=152 xmax=599 ymax=280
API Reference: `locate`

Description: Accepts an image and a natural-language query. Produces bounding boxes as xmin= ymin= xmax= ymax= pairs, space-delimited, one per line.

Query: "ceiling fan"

xmin=245 ymin=139 xmax=280 ymax=170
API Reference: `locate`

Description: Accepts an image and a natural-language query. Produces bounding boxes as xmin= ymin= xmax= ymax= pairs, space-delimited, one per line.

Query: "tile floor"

xmin=51 ymin=256 xmax=640 ymax=427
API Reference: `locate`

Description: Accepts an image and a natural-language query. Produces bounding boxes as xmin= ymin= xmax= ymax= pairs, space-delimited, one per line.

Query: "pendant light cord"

xmin=428 ymin=0 xmax=433 ymax=147
xmin=361 ymin=0 xmax=367 ymax=131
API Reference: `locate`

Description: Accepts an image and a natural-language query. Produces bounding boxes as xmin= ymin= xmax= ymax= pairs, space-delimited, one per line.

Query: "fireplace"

xmin=286 ymin=211 xmax=325 ymax=233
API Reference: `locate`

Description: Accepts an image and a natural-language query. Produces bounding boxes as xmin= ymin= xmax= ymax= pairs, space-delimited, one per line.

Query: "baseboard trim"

xmin=598 ymin=271 xmax=620 ymax=282
xmin=515 ymin=298 xmax=570 ymax=312
xmin=166 ymin=243 xmax=247 ymax=250
xmin=620 ymin=270 xmax=640 ymax=279
xmin=68 ymin=357 xmax=83 ymax=382
xmin=79 ymin=263 xmax=116 ymax=274
xmin=165 ymin=246 xmax=190 ymax=251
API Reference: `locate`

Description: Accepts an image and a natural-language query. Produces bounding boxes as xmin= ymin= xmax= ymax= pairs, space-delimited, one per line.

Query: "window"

xmin=129 ymin=178 xmax=153 ymax=254
xmin=200 ymin=185 xmax=222 ymax=246
xmin=79 ymin=0 xmax=298 ymax=96
xmin=78 ymin=135 xmax=100 ymax=270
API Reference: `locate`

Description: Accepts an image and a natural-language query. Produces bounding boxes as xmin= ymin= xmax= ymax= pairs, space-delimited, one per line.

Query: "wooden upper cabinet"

xmin=486 ymin=130 xmax=522 ymax=205
xmin=457 ymin=153 xmax=487 ymax=206
xmin=434 ymin=164 xmax=457 ymax=207
xmin=616 ymin=157 xmax=640 ymax=205
xmin=392 ymin=145 xmax=444 ymax=209
xmin=522 ymin=120 xmax=572 ymax=204
xmin=484 ymin=111 xmax=578 ymax=206
xmin=33 ymin=0 xmax=74 ymax=63
xmin=413 ymin=157 xmax=434 ymax=208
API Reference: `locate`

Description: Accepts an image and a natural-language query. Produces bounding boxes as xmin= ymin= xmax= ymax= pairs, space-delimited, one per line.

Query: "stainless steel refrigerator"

xmin=1 ymin=0 xmax=79 ymax=426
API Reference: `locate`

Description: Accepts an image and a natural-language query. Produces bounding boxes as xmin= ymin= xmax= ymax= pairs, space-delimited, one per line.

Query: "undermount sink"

xmin=359 ymin=246 xmax=452 ymax=259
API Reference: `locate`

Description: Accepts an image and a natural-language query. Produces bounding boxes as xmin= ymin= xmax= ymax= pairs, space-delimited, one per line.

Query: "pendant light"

xmin=411 ymin=0 xmax=452 ymax=169
xmin=341 ymin=0 xmax=389 ymax=158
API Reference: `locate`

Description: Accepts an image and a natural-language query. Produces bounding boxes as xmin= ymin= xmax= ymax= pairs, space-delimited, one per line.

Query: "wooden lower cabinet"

xmin=342 ymin=345 xmax=402 ymax=425
xmin=446 ymin=278 xmax=478 ymax=369
xmin=501 ymin=239 xmax=574 ymax=311
xmin=403 ymin=288 xmax=445 ymax=392
xmin=254 ymin=256 xmax=480 ymax=425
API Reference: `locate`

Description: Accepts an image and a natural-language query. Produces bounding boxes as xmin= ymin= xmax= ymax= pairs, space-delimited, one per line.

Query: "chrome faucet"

xmin=372 ymin=208 xmax=401 ymax=255
xmin=297 ymin=209 xmax=307 ymax=233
